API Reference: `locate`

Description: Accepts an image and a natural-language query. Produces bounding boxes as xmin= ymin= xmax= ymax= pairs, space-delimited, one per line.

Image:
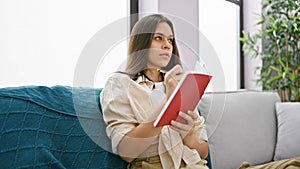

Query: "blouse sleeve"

xmin=100 ymin=74 xmax=139 ymax=154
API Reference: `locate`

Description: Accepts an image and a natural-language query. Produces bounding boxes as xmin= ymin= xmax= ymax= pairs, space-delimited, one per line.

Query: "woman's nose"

xmin=162 ymin=39 xmax=172 ymax=50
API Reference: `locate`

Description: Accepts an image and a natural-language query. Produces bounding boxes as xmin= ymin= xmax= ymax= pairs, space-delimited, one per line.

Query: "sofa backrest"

xmin=198 ymin=90 xmax=280 ymax=169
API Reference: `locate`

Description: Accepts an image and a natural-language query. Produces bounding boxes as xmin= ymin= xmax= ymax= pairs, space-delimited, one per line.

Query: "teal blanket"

xmin=0 ymin=85 xmax=127 ymax=169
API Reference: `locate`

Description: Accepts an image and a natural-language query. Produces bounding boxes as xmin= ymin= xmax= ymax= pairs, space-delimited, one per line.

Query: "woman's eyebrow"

xmin=154 ymin=32 xmax=174 ymax=38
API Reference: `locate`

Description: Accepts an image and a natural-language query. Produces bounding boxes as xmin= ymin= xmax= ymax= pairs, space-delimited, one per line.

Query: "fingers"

xmin=165 ymin=65 xmax=184 ymax=82
xmin=166 ymin=76 xmax=178 ymax=88
xmin=188 ymin=111 xmax=199 ymax=121
xmin=171 ymin=111 xmax=194 ymax=131
xmin=171 ymin=121 xmax=191 ymax=132
xmin=164 ymin=65 xmax=184 ymax=99
xmin=178 ymin=111 xmax=194 ymax=124
xmin=164 ymin=64 xmax=185 ymax=87
xmin=170 ymin=110 xmax=204 ymax=140
xmin=178 ymin=111 xmax=198 ymax=122
xmin=168 ymin=64 xmax=184 ymax=76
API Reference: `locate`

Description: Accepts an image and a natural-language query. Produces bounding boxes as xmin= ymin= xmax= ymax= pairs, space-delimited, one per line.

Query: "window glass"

xmin=0 ymin=0 xmax=128 ymax=88
xmin=199 ymin=0 xmax=240 ymax=91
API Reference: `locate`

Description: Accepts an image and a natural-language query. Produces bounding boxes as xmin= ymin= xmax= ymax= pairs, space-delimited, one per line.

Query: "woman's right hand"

xmin=164 ymin=64 xmax=184 ymax=100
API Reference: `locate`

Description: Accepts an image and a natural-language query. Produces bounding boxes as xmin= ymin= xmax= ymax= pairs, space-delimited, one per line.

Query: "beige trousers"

xmin=238 ymin=157 xmax=300 ymax=169
xmin=128 ymin=155 xmax=209 ymax=169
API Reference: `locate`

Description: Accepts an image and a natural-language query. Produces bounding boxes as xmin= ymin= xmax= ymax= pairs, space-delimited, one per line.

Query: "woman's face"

xmin=147 ymin=22 xmax=174 ymax=69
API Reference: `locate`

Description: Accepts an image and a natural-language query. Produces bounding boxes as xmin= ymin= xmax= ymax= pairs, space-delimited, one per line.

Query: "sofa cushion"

xmin=274 ymin=102 xmax=300 ymax=160
xmin=0 ymin=85 xmax=127 ymax=169
xmin=198 ymin=90 xmax=280 ymax=169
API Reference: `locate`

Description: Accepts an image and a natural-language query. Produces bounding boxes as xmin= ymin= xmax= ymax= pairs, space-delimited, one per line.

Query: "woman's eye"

xmin=154 ymin=35 xmax=173 ymax=44
xmin=154 ymin=36 xmax=162 ymax=41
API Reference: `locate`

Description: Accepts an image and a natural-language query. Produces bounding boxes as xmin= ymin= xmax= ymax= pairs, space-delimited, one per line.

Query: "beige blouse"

xmin=100 ymin=72 xmax=207 ymax=169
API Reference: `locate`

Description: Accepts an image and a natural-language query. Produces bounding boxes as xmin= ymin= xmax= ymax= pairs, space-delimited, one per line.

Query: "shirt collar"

xmin=136 ymin=74 xmax=155 ymax=89
xmin=135 ymin=69 xmax=166 ymax=90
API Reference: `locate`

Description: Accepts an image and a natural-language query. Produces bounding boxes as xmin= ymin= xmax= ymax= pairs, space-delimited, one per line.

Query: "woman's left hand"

xmin=170 ymin=110 xmax=198 ymax=139
xmin=171 ymin=110 xmax=209 ymax=159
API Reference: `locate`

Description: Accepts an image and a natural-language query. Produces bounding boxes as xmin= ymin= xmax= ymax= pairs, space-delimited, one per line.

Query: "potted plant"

xmin=240 ymin=0 xmax=300 ymax=102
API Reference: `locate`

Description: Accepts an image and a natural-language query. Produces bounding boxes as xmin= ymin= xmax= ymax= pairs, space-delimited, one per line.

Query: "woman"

xmin=100 ymin=14 xmax=209 ymax=169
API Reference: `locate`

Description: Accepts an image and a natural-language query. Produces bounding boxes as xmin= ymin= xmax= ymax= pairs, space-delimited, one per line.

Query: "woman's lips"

xmin=160 ymin=53 xmax=170 ymax=59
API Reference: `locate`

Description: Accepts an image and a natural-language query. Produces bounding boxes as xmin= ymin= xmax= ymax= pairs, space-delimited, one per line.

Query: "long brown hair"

xmin=125 ymin=14 xmax=181 ymax=79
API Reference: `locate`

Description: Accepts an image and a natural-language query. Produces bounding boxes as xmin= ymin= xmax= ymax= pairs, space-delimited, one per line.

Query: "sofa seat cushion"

xmin=0 ymin=85 xmax=127 ymax=169
xmin=198 ymin=90 xmax=280 ymax=169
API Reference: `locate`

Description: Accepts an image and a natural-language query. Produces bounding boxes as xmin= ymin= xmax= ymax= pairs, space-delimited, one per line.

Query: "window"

xmin=131 ymin=0 xmax=242 ymax=91
xmin=199 ymin=0 xmax=242 ymax=91
xmin=0 ymin=0 xmax=129 ymax=88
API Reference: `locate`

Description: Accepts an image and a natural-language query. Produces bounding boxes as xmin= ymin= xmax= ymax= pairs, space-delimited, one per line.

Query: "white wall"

xmin=243 ymin=0 xmax=262 ymax=90
xmin=0 ymin=0 xmax=128 ymax=88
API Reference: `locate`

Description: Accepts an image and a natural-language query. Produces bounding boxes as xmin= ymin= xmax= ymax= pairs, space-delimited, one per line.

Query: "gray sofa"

xmin=199 ymin=90 xmax=281 ymax=169
xmin=2 ymin=86 xmax=299 ymax=169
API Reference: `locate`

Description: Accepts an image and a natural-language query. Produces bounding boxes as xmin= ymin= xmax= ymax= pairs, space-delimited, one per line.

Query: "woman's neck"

xmin=144 ymin=68 xmax=162 ymax=82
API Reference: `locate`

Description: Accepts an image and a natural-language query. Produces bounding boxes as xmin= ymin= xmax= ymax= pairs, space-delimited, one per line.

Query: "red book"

xmin=154 ymin=71 xmax=212 ymax=127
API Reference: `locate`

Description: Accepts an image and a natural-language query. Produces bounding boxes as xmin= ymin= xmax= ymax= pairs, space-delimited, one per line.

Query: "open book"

xmin=154 ymin=71 xmax=212 ymax=127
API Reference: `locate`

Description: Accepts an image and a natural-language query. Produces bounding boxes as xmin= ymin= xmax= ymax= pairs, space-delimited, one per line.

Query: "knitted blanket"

xmin=0 ymin=85 xmax=127 ymax=169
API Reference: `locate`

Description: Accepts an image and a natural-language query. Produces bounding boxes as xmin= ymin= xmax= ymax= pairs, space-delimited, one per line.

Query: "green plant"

xmin=240 ymin=0 xmax=300 ymax=102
